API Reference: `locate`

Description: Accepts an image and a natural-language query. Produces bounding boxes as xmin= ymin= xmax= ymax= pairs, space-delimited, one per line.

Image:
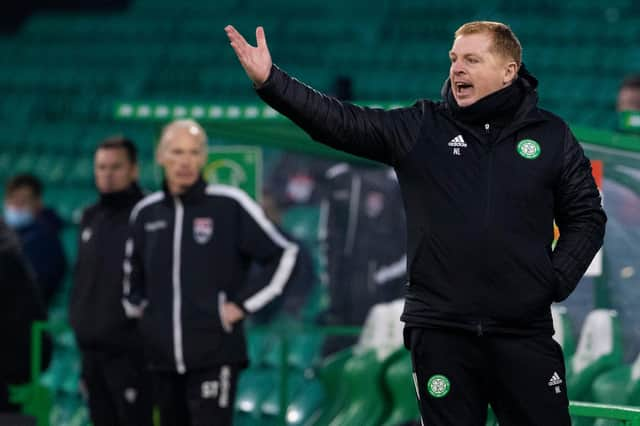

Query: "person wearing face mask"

xmin=3 ymin=174 xmax=67 ymax=306
xmin=226 ymin=21 xmax=607 ymax=425
xmin=68 ymin=136 xmax=152 ymax=426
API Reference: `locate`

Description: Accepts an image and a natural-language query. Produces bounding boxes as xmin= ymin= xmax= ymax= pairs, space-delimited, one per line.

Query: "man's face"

xmin=617 ymin=87 xmax=640 ymax=111
xmin=94 ymin=148 xmax=138 ymax=193
xmin=157 ymin=128 xmax=207 ymax=194
xmin=4 ymin=187 xmax=39 ymax=213
xmin=449 ymin=32 xmax=516 ymax=107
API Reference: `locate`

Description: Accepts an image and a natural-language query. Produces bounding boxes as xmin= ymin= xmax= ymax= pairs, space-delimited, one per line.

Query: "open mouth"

xmin=455 ymin=81 xmax=473 ymax=97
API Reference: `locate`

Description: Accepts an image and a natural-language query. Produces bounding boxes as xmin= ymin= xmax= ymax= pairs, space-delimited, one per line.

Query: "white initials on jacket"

xmin=448 ymin=134 xmax=467 ymax=156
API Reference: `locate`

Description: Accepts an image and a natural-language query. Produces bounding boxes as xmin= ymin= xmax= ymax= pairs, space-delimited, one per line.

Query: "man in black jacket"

xmin=122 ymin=119 xmax=298 ymax=426
xmin=69 ymin=137 xmax=152 ymax=426
xmin=226 ymin=21 xmax=606 ymax=426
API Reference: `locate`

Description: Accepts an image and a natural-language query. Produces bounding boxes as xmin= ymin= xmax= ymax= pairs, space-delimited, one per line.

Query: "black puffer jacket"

xmin=256 ymin=65 xmax=606 ymax=335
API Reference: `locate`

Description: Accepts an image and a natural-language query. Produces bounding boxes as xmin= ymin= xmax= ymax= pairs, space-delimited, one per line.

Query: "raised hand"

xmin=225 ymin=25 xmax=272 ymax=86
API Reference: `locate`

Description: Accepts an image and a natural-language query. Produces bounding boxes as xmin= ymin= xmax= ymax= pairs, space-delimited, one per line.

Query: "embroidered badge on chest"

xmin=193 ymin=217 xmax=214 ymax=244
xmin=517 ymin=139 xmax=541 ymax=159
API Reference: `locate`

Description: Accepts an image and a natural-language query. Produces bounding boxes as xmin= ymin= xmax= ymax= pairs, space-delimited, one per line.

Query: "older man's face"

xmin=449 ymin=32 xmax=516 ymax=108
xmin=157 ymin=126 xmax=207 ymax=194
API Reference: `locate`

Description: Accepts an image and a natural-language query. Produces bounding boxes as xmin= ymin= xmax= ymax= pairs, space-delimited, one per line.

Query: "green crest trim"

xmin=427 ymin=374 xmax=450 ymax=398
xmin=517 ymin=139 xmax=541 ymax=159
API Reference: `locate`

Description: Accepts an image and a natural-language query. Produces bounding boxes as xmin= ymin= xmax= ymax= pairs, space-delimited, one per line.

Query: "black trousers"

xmin=152 ymin=365 xmax=239 ymax=426
xmin=81 ymin=350 xmax=153 ymax=426
xmin=407 ymin=327 xmax=571 ymax=426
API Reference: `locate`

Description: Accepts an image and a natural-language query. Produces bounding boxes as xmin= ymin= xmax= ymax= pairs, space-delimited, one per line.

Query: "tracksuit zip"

xmin=172 ymin=197 xmax=186 ymax=374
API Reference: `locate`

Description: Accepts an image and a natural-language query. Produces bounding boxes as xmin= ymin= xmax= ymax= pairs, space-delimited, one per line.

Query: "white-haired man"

xmin=122 ymin=119 xmax=298 ymax=426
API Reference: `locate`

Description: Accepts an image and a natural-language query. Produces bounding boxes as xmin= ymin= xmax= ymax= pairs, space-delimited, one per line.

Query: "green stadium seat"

xmin=282 ymin=377 xmax=325 ymax=425
xmin=552 ymin=304 xmax=577 ymax=359
xmin=319 ymin=350 xmax=387 ymax=426
xmin=379 ymin=350 xmax=419 ymax=426
xmin=591 ymin=353 xmax=640 ymax=426
xmin=301 ymin=348 xmax=352 ymax=426
xmin=235 ymin=367 xmax=277 ymax=422
xmin=303 ymin=300 xmax=405 ymax=426
xmin=259 ymin=370 xmax=308 ymax=421
xmin=567 ymin=309 xmax=624 ymax=403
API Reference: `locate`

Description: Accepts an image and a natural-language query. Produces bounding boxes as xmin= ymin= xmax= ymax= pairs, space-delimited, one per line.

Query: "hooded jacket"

xmin=256 ymin=64 xmax=606 ymax=335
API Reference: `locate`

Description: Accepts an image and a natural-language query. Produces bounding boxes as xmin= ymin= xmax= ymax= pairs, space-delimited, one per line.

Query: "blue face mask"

xmin=3 ymin=205 xmax=35 ymax=229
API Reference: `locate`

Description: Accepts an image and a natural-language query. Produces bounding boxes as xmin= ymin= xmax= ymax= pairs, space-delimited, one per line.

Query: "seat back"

xmin=568 ymin=309 xmax=623 ymax=400
xmin=551 ymin=304 xmax=576 ymax=358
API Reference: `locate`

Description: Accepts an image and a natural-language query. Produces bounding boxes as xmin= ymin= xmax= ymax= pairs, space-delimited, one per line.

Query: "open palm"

xmin=225 ymin=25 xmax=272 ymax=86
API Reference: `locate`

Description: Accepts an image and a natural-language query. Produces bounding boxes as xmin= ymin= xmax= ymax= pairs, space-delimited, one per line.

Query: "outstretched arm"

xmin=225 ymin=25 xmax=424 ymax=166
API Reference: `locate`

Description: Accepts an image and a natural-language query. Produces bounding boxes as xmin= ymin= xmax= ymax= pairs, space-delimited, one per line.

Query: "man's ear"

xmin=504 ymin=61 xmax=518 ymax=85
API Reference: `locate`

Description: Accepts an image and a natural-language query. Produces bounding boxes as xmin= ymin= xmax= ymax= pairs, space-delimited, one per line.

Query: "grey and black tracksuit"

xmin=256 ymin=64 xmax=606 ymax=425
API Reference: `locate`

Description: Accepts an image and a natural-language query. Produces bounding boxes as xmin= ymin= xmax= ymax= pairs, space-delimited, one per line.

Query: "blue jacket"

xmin=16 ymin=208 xmax=67 ymax=305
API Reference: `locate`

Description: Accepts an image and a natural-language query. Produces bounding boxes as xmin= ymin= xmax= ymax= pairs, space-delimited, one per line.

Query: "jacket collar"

xmin=438 ymin=64 xmax=547 ymax=142
xmin=163 ymin=177 xmax=207 ymax=204
xmin=99 ymin=182 xmax=144 ymax=209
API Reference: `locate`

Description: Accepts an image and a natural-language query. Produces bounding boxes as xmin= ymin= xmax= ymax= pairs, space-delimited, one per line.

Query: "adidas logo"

xmin=548 ymin=372 xmax=563 ymax=387
xmin=448 ymin=134 xmax=467 ymax=148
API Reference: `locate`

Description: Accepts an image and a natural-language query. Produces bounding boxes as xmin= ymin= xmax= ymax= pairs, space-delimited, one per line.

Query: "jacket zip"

xmin=172 ymin=197 xmax=186 ymax=374
xmin=483 ymin=123 xmax=494 ymax=227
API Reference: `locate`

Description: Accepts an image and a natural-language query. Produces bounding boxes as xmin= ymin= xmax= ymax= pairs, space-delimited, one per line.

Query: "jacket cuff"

xmin=254 ymin=64 xmax=279 ymax=91
xmin=255 ymin=64 xmax=286 ymax=96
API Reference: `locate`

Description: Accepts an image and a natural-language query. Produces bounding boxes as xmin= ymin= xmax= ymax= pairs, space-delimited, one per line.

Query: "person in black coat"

xmin=0 ymin=219 xmax=51 ymax=412
xmin=226 ymin=20 xmax=606 ymax=426
xmin=69 ymin=136 xmax=152 ymax=426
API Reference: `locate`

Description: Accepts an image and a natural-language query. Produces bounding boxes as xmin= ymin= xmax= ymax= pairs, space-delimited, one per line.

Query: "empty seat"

xmin=567 ymin=309 xmax=623 ymax=402
xmin=551 ymin=304 xmax=576 ymax=359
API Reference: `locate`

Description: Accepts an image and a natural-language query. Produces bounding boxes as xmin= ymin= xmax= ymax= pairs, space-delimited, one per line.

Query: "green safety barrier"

xmin=570 ymin=401 xmax=640 ymax=425
xmin=9 ymin=321 xmax=67 ymax=426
